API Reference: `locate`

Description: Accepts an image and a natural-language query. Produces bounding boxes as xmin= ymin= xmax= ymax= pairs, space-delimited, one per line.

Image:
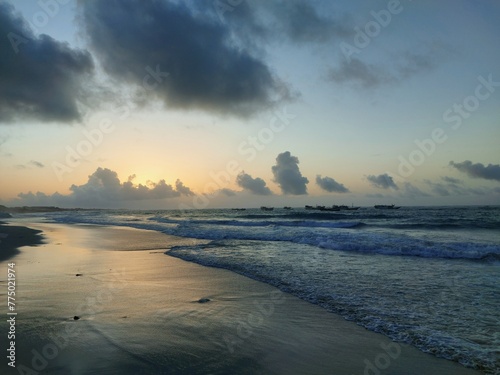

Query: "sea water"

xmin=32 ymin=206 xmax=499 ymax=373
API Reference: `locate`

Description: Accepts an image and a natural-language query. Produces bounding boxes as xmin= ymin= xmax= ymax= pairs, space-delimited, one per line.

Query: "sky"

xmin=0 ymin=0 xmax=499 ymax=209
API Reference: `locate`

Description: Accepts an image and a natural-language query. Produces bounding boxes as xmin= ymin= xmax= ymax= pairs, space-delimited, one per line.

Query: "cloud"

xmin=272 ymin=151 xmax=309 ymax=195
xmin=329 ymin=58 xmax=395 ymax=88
xmin=14 ymin=167 xmax=193 ymax=207
xmin=429 ymin=183 xmax=451 ymax=197
xmin=78 ymin=0 xmax=287 ymax=116
xmin=425 ymin=176 xmax=498 ymax=197
xmin=29 ymin=160 xmax=44 ymax=168
xmin=316 ymin=175 xmax=349 ymax=193
xmin=401 ymin=182 xmax=430 ymax=198
xmin=207 ymin=0 xmax=352 ymax=46
xmin=256 ymin=0 xmax=352 ymax=44
xmin=330 ymin=45 xmax=450 ymax=88
xmin=236 ymin=172 xmax=272 ymax=195
xmin=70 ymin=168 xmax=185 ymax=201
xmin=219 ymin=188 xmax=237 ymax=197
xmin=366 ymin=193 xmax=386 ymax=199
xmin=367 ymin=173 xmax=399 ymax=190
xmin=175 ymin=179 xmax=195 ymax=196
xmin=442 ymin=176 xmax=462 ymax=185
xmin=278 ymin=2 xmax=351 ymax=43
xmin=449 ymin=161 xmax=500 ymax=182
xmin=0 ymin=3 xmax=94 ymax=124
xmin=425 ymin=177 xmax=466 ymax=196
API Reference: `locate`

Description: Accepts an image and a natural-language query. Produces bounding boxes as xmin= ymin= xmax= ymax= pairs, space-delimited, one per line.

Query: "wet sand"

xmin=0 ymin=222 xmax=484 ymax=374
xmin=0 ymin=222 xmax=43 ymax=261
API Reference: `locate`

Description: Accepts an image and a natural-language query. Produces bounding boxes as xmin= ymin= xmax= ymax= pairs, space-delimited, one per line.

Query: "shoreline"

xmin=0 ymin=221 xmax=44 ymax=261
xmin=1 ymin=222 xmax=484 ymax=374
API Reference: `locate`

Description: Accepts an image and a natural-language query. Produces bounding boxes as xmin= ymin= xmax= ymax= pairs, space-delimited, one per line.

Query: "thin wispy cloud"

xmin=330 ymin=44 xmax=451 ymax=89
xmin=401 ymin=182 xmax=430 ymax=198
xmin=219 ymin=188 xmax=237 ymax=197
xmin=29 ymin=160 xmax=45 ymax=168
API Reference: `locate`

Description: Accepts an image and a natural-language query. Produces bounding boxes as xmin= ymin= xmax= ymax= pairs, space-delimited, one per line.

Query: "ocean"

xmin=24 ymin=206 xmax=500 ymax=374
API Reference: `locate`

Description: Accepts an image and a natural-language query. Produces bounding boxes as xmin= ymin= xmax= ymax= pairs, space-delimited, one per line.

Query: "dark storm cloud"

xmin=79 ymin=0 xmax=286 ymax=116
xmin=236 ymin=172 xmax=272 ymax=195
xmin=0 ymin=3 xmax=94 ymax=124
xmin=450 ymin=161 xmax=500 ymax=182
xmin=315 ymin=175 xmax=349 ymax=193
xmin=366 ymin=173 xmax=398 ymax=190
xmin=272 ymin=151 xmax=308 ymax=195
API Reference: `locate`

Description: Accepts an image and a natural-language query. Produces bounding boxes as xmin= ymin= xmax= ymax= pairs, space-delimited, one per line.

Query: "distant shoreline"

xmin=0 ymin=205 xmax=83 ymax=214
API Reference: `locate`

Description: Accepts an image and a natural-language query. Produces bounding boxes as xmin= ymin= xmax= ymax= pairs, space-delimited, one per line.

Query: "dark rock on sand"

xmin=198 ymin=298 xmax=210 ymax=303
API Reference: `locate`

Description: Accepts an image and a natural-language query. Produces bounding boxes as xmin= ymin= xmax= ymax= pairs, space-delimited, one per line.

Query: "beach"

xmin=0 ymin=222 xmax=43 ymax=262
xmin=0 ymin=221 xmax=485 ymax=374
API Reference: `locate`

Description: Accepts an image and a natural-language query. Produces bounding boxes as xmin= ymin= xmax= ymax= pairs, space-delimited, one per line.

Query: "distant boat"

xmin=283 ymin=206 xmax=292 ymax=210
xmin=231 ymin=208 xmax=246 ymax=211
xmin=339 ymin=205 xmax=359 ymax=211
xmin=306 ymin=204 xmax=360 ymax=211
xmin=260 ymin=206 xmax=274 ymax=211
xmin=374 ymin=204 xmax=401 ymax=209
xmin=319 ymin=206 xmax=340 ymax=212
